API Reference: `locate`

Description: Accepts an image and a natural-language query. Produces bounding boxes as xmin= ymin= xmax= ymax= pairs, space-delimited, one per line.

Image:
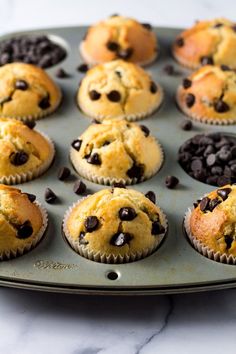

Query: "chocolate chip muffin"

xmin=173 ymin=18 xmax=236 ymax=69
xmin=0 ymin=117 xmax=54 ymax=184
xmin=80 ymin=15 xmax=158 ymax=66
xmin=0 ymin=184 xmax=48 ymax=260
xmin=176 ymin=65 xmax=236 ymax=124
xmin=70 ymin=119 xmax=163 ymax=185
xmin=0 ymin=63 xmax=61 ymax=121
xmin=63 ymin=188 xmax=167 ymax=263
xmin=185 ymin=185 xmax=236 ymax=264
xmin=77 ymin=60 xmax=163 ymax=121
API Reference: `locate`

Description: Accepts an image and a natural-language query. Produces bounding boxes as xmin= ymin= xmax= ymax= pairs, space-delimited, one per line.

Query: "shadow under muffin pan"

xmin=1 ymin=26 xmax=236 ymax=296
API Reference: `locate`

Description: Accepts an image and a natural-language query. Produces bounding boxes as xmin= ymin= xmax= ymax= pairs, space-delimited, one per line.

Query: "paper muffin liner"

xmin=184 ymin=206 xmax=236 ymax=265
xmin=0 ymin=202 xmax=48 ymax=261
xmin=62 ymin=197 xmax=168 ymax=264
xmin=70 ymin=138 xmax=164 ymax=186
xmin=79 ymin=41 xmax=158 ymax=67
xmin=0 ymin=131 xmax=55 ymax=185
xmin=176 ymin=88 xmax=236 ymax=125
xmin=0 ymin=89 xmax=62 ymax=122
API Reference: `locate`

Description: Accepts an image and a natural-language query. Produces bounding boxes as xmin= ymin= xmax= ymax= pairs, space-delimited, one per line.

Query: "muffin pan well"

xmin=1 ymin=26 xmax=236 ymax=295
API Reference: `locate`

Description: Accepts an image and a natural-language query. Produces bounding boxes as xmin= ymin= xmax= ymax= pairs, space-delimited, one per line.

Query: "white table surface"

xmin=0 ymin=0 xmax=236 ymax=353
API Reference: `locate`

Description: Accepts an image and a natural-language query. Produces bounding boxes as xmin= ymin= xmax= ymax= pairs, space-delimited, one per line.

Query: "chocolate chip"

xmin=57 ymin=167 xmax=71 ymax=181
xmin=25 ymin=193 xmax=36 ymax=203
xmin=89 ymin=90 xmax=101 ymax=100
xmin=191 ymin=159 xmax=203 ymax=171
xmin=183 ymin=78 xmax=192 ymax=89
xmin=208 ymin=198 xmax=221 ymax=211
xmin=214 ymin=23 xmax=223 ymax=28
xmin=15 ymin=79 xmax=28 ymax=90
xmin=206 ymin=154 xmax=216 ymax=167
xmin=163 ymin=64 xmax=175 ymax=76
xmin=140 ymin=125 xmax=150 ymax=137
xmin=200 ymin=56 xmax=214 ymax=65
xmin=145 ymin=191 xmax=156 ymax=204
xmin=44 ymin=188 xmax=57 ymax=204
xmin=225 ymin=235 xmax=233 ymax=249
xmin=84 ymin=216 xmax=99 ymax=232
xmin=39 ymin=96 xmax=50 ymax=109
xmin=211 ymin=166 xmax=222 ymax=175
xmin=110 ymin=13 xmax=119 ymax=17
xmin=217 ymin=175 xmax=231 ymax=187
xmin=127 ymin=163 xmax=144 ymax=180
xmin=79 ymin=232 xmax=88 ymax=245
xmin=73 ymin=180 xmax=87 ymax=195
xmin=165 ymin=175 xmax=179 ymax=189
xmin=176 ymin=38 xmax=184 ymax=47
xmin=24 ymin=120 xmax=36 ymax=129
xmin=221 ymin=65 xmax=231 ymax=71
xmin=87 ymin=153 xmax=101 ymax=165
xmin=77 ymin=63 xmax=89 ymax=73
xmin=186 ymin=93 xmax=195 ymax=108
xmin=180 ymin=120 xmax=192 ymax=131
xmin=199 ymin=197 xmax=210 ymax=212
xmin=106 ymin=41 xmax=119 ymax=52
xmin=92 ymin=119 xmax=101 ymax=124
xmin=113 ymin=182 xmax=126 ymax=188
xmin=119 ymin=207 xmax=137 ymax=221
xmin=117 ymin=48 xmax=133 ymax=59
xmin=218 ymin=150 xmax=232 ymax=162
xmin=107 ymin=90 xmax=121 ymax=102
xmin=217 ymin=187 xmax=232 ymax=200
xmin=151 ymin=221 xmax=165 ymax=235
xmin=10 ymin=151 xmax=29 ymax=166
xmin=214 ymin=100 xmax=230 ymax=113
xmin=55 ymin=68 xmax=70 ymax=78
xmin=102 ymin=141 xmax=111 ymax=146
xmin=16 ymin=220 xmax=33 ymax=239
xmin=110 ymin=232 xmax=133 ymax=247
xmin=150 ymin=81 xmax=158 ymax=94
xmin=142 ymin=23 xmax=152 ymax=30
xmin=232 ymin=25 xmax=236 ymax=32
xmin=71 ymin=139 xmax=82 ymax=151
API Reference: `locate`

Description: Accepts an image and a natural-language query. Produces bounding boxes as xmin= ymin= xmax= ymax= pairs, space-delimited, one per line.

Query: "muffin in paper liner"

xmin=0 ymin=202 xmax=48 ymax=261
xmin=77 ymin=60 xmax=164 ymax=122
xmin=69 ymin=119 xmax=164 ymax=186
xmin=0 ymin=118 xmax=55 ymax=185
xmin=184 ymin=206 xmax=236 ymax=265
xmin=62 ymin=189 xmax=168 ymax=264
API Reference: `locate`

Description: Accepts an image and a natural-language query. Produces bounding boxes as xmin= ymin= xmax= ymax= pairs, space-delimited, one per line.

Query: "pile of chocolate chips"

xmin=0 ymin=35 xmax=66 ymax=68
xmin=178 ymin=133 xmax=236 ymax=186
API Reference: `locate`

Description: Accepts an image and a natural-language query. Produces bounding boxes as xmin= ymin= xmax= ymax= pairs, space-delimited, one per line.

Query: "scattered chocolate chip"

xmin=55 ymin=68 xmax=70 ymax=78
xmin=200 ymin=56 xmax=214 ymax=65
xmin=79 ymin=232 xmax=88 ymax=245
xmin=24 ymin=120 xmax=36 ymax=129
xmin=214 ymin=23 xmax=223 ymax=28
xmin=87 ymin=153 xmax=101 ymax=165
xmin=191 ymin=159 xmax=203 ymax=171
xmin=217 ymin=187 xmax=232 ymax=200
xmin=10 ymin=151 xmax=29 ymax=166
xmin=39 ymin=96 xmax=50 ymax=109
xmin=163 ymin=64 xmax=175 ymax=76
xmin=117 ymin=48 xmax=133 ymax=59
xmin=89 ymin=90 xmax=101 ymax=101
xmin=140 ymin=125 xmax=150 ymax=137
xmin=16 ymin=220 xmax=33 ymax=239
xmin=232 ymin=25 xmax=236 ymax=32
xmin=113 ymin=182 xmax=126 ymax=188
xmin=151 ymin=221 xmax=165 ymax=235
xmin=142 ymin=23 xmax=152 ymax=30
xmin=199 ymin=197 xmax=210 ymax=212
xmin=77 ymin=63 xmax=89 ymax=73
xmin=127 ymin=163 xmax=144 ymax=180
xmin=208 ymin=198 xmax=221 ymax=211
xmin=225 ymin=235 xmax=233 ymax=249
xmin=176 ymin=37 xmax=184 ymax=47
xmin=145 ymin=191 xmax=156 ymax=204
xmin=58 ymin=167 xmax=71 ymax=181
xmin=206 ymin=154 xmax=216 ymax=167
xmin=183 ymin=78 xmax=192 ymax=89
xmin=214 ymin=100 xmax=230 ymax=113
xmin=107 ymin=90 xmax=121 ymax=102
xmin=45 ymin=188 xmax=57 ymax=204
xmin=221 ymin=65 xmax=231 ymax=71
xmin=102 ymin=141 xmax=111 ymax=146
xmin=92 ymin=119 xmax=101 ymax=124
xmin=84 ymin=216 xmax=99 ymax=232
xmin=25 ymin=193 xmax=36 ymax=203
xmin=119 ymin=207 xmax=137 ymax=221
xmin=15 ymin=79 xmax=28 ymax=90
xmin=180 ymin=119 xmax=192 ymax=131
xmin=186 ymin=93 xmax=195 ymax=108
xmin=165 ymin=176 xmax=179 ymax=189
xmin=106 ymin=41 xmax=119 ymax=52
xmin=73 ymin=180 xmax=87 ymax=195
xmin=110 ymin=13 xmax=119 ymax=17
xmin=110 ymin=232 xmax=133 ymax=247
xmin=71 ymin=139 xmax=82 ymax=151
xmin=150 ymin=81 xmax=158 ymax=94
xmin=217 ymin=175 xmax=231 ymax=187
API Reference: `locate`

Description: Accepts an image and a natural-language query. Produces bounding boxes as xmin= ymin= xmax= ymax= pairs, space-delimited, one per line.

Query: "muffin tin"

xmin=1 ymin=26 xmax=236 ymax=295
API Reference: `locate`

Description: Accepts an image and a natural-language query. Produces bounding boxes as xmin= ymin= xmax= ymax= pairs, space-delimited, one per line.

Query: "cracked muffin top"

xmin=64 ymin=187 xmax=166 ymax=261
xmin=70 ymin=119 xmax=163 ymax=184
xmin=176 ymin=65 xmax=236 ymax=124
xmin=173 ymin=18 xmax=236 ymax=69
xmin=189 ymin=185 xmax=236 ymax=257
xmin=77 ymin=60 xmax=163 ymax=121
xmin=80 ymin=15 xmax=158 ymax=66
xmin=0 ymin=184 xmax=43 ymax=257
xmin=0 ymin=117 xmax=54 ymax=182
xmin=0 ymin=63 xmax=61 ymax=120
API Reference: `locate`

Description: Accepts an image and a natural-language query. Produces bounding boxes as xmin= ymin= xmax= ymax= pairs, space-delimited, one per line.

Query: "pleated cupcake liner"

xmin=0 ymin=131 xmax=55 ymax=185
xmin=176 ymin=88 xmax=236 ymax=125
xmin=184 ymin=207 xmax=236 ymax=265
xmin=0 ymin=202 xmax=48 ymax=261
xmin=62 ymin=197 xmax=168 ymax=264
xmin=70 ymin=138 xmax=164 ymax=186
